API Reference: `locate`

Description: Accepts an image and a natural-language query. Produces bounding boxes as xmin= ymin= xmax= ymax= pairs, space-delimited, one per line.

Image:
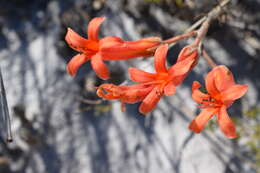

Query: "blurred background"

xmin=0 ymin=0 xmax=260 ymax=172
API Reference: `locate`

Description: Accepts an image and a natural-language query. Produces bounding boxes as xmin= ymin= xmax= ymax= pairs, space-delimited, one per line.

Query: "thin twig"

xmin=202 ymin=49 xmax=217 ymax=68
xmin=185 ymin=16 xmax=207 ymax=33
xmin=163 ymin=30 xmax=197 ymax=44
xmin=77 ymin=97 xmax=102 ymax=105
xmin=0 ymin=69 xmax=12 ymax=143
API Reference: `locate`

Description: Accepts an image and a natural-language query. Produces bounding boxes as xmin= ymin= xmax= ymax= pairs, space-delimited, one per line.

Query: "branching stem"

xmin=190 ymin=0 xmax=231 ymax=68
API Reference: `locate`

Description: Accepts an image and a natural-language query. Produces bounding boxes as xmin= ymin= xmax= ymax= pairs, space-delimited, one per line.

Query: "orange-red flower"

xmin=189 ymin=65 xmax=248 ymax=138
xmin=65 ymin=17 xmax=161 ymax=80
xmin=97 ymin=44 xmax=198 ymax=114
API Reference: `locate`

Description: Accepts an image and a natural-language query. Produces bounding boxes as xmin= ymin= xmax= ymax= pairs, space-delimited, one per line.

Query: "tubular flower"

xmin=65 ymin=17 xmax=161 ymax=80
xmin=189 ymin=65 xmax=248 ymax=138
xmin=97 ymin=44 xmax=198 ymax=114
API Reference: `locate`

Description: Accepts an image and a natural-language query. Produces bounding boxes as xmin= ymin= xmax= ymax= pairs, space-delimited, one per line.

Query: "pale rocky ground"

xmin=0 ymin=0 xmax=259 ymax=173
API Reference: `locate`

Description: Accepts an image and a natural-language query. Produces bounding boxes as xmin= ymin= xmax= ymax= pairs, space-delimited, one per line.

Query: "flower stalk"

xmin=163 ymin=30 xmax=197 ymax=45
xmin=202 ymin=49 xmax=217 ymax=68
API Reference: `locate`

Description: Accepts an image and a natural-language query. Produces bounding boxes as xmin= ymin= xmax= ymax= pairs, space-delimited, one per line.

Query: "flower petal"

xmin=217 ymin=106 xmax=237 ymax=138
xmin=139 ymin=87 xmax=161 ymax=114
xmin=167 ymin=46 xmax=198 ymax=84
xmin=214 ymin=65 xmax=235 ymax=92
xmin=65 ymin=28 xmax=98 ymax=52
xmin=66 ymin=54 xmax=90 ymax=76
xmin=221 ymin=84 xmax=248 ymax=102
xmin=192 ymin=81 xmax=201 ymax=92
xmin=100 ymin=37 xmax=161 ymax=60
xmin=164 ymin=82 xmax=176 ymax=96
xmin=96 ymin=83 xmax=123 ymax=100
xmin=129 ymin=67 xmax=156 ymax=83
xmin=171 ymin=75 xmax=186 ymax=86
xmin=100 ymin=36 xmax=124 ymax=46
xmin=154 ymin=44 xmax=168 ymax=73
xmin=91 ymin=53 xmax=110 ymax=80
xmin=168 ymin=57 xmax=195 ymax=76
xmin=87 ymin=17 xmax=106 ymax=41
xmin=121 ymin=85 xmax=153 ymax=103
xmin=126 ymin=37 xmax=161 ymax=50
xmin=191 ymin=81 xmax=210 ymax=103
xmin=188 ymin=108 xmax=218 ymax=133
xmin=205 ymin=68 xmax=220 ymax=96
xmin=176 ymin=45 xmax=198 ymax=63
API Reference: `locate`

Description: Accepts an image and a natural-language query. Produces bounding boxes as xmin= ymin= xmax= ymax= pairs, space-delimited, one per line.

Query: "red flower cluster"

xmin=65 ymin=17 xmax=248 ymax=138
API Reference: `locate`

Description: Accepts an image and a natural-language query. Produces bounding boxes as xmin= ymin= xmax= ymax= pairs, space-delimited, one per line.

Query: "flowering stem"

xmin=189 ymin=0 xmax=231 ymax=47
xmin=202 ymin=49 xmax=217 ymax=68
xmin=189 ymin=0 xmax=231 ymax=68
xmin=163 ymin=30 xmax=197 ymax=44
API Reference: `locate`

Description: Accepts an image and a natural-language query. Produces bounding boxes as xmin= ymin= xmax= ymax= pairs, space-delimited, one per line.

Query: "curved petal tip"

xmin=66 ymin=54 xmax=90 ymax=76
xmin=91 ymin=53 xmax=110 ymax=80
xmin=139 ymin=87 xmax=161 ymax=114
xmin=218 ymin=106 xmax=237 ymax=139
xmin=88 ymin=17 xmax=106 ymax=41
